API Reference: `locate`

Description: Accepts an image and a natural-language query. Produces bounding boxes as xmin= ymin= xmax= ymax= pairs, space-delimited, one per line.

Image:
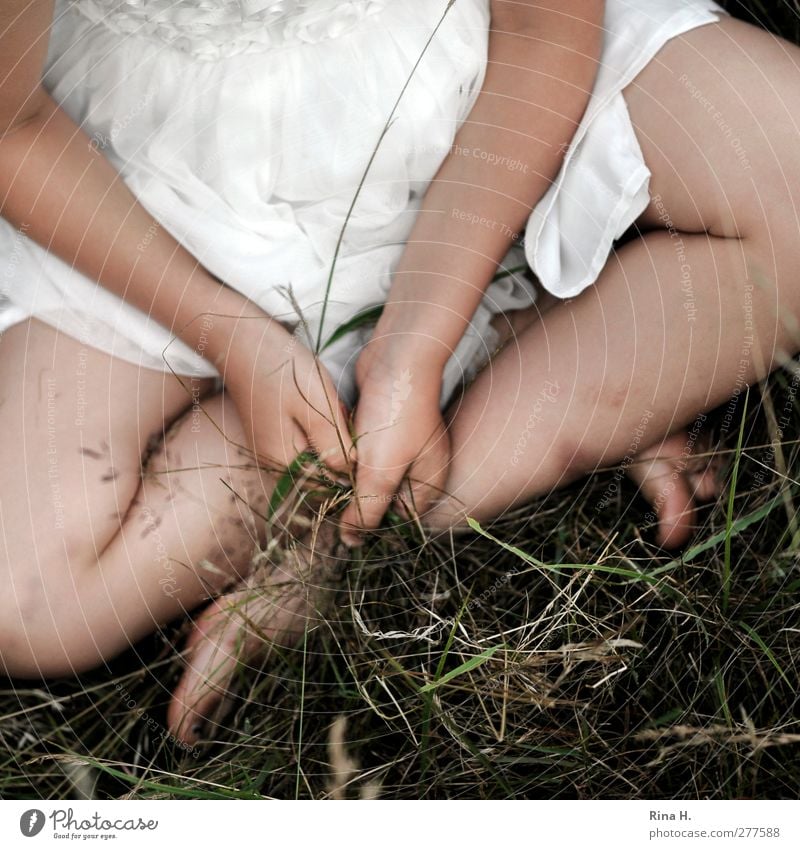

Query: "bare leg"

xmin=0 ymin=318 xmax=330 ymax=742
xmin=493 ymin=297 xmax=721 ymax=547
xmin=427 ymin=16 xmax=800 ymax=533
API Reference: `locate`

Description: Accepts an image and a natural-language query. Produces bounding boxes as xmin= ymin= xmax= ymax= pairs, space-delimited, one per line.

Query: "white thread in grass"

xmin=351 ymin=606 xmax=449 ymax=643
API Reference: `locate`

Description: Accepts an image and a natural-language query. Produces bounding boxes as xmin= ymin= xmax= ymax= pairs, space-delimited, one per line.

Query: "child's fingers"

xmin=245 ymin=408 xmax=310 ymax=473
xmin=400 ymin=443 xmax=450 ymax=524
xmin=292 ymin=366 xmax=355 ymax=474
xmin=270 ymin=422 xmax=311 ymax=471
xmin=305 ymin=401 xmax=356 ymax=476
xmin=339 ymin=458 xmax=407 ymax=546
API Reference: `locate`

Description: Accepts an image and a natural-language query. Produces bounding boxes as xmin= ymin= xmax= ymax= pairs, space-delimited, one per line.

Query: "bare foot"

xmin=167 ymin=525 xmax=339 ymax=746
xmin=625 ymin=429 xmax=721 ymax=549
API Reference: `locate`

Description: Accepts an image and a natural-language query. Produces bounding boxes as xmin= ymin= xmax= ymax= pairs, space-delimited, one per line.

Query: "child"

xmin=1 ymin=0 xmax=799 ymax=744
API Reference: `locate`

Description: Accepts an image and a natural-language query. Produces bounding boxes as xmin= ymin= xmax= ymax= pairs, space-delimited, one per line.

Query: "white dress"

xmin=0 ymin=0 xmax=725 ymax=405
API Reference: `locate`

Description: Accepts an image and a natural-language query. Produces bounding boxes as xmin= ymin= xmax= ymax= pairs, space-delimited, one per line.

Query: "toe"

xmin=626 ymin=433 xmax=698 ymax=550
xmin=686 ymin=428 xmax=721 ymax=503
xmin=652 ymin=483 xmax=696 ymax=550
xmin=167 ymin=594 xmax=250 ymax=746
xmin=688 ymin=464 xmax=721 ymax=502
xmin=687 ymin=444 xmax=722 ymax=503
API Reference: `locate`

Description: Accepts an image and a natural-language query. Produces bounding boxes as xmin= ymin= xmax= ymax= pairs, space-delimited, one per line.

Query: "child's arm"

xmin=0 ymin=0 xmax=353 ymax=473
xmin=341 ymin=0 xmax=604 ymax=541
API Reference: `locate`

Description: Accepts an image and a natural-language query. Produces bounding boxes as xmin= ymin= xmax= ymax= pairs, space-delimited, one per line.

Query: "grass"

xmin=1 ymin=0 xmax=800 ymax=800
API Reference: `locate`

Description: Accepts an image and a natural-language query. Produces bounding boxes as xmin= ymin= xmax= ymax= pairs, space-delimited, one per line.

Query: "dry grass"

xmin=1 ymin=0 xmax=799 ymax=800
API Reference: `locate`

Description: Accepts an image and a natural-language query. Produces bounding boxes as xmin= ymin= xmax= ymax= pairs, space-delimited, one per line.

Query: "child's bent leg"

xmin=0 ymin=318 xmax=324 ymax=739
xmin=490 ymin=308 xmax=720 ymax=547
xmin=427 ymin=16 xmax=800 ymax=535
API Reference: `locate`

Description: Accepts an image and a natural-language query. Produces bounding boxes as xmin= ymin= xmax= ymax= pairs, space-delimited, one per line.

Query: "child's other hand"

xmin=340 ymin=338 xmax=450 ymax=545
xmin=222 ymin=319 xmax=355 ymax=476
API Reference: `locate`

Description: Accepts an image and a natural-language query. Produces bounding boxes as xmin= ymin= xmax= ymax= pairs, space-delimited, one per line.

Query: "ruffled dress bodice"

xmin=71 ymin=0 xmax=390 ymax=59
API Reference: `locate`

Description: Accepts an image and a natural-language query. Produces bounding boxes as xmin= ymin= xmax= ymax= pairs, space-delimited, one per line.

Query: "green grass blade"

xmin=419 ymin=645 xmax=501 ymax=693
xmin=80 ymin=760 xmax=264 ymax=799
xmin=651 ymin=493 xmax=784 ymax=576
xmin=739 ymin=621 xmax=791 ymax=686
xmin=467 ymin=518 xmax=660 ymax=584
xmin=319 ymin=305 xmax=385 ymax=353
xmin=420 ymin=593 xmax=470 ymax=777
xmin=267 ymin=451 xmax=315 ymax=519
xmin=433 ymin=602 xmax=465 ymax=684
xmin=714 ymin=663 xmax=734 ymax=727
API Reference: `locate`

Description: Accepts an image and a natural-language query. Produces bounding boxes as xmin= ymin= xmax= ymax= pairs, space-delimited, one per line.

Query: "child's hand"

xmin=221 ymin=319 xmax=355 ymax=476
xmin=339 ymin=337 xmax=450 ymax=545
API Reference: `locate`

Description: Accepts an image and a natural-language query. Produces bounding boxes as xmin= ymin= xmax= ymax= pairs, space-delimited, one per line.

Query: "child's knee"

xmin=0 ymin=517 xmax=110 ymax=676
xmin=0 ymin=579 xmax=106 ymax=678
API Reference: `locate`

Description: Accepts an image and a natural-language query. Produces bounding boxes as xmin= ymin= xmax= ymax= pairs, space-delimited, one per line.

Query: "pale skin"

xmin=1 ymin=0 xmax=800 ymax=745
